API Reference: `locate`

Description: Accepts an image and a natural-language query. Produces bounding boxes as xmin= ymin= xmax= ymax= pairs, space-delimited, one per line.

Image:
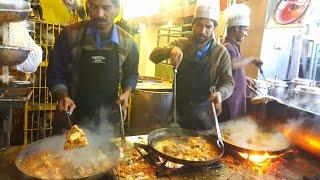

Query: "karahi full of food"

xmin=15 ymin=132 xmax=120 ymax=179
xmin=64 ymin=125 xmax=88 ymax=150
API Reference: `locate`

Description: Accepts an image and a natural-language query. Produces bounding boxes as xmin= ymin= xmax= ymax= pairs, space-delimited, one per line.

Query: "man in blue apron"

xmin=149 ymin=1 xmax=234 ymax=131
xmin=220 ymin=4 xmax=262 ymax=121
xmin=47 ymin=0 xmax=139 ymax=134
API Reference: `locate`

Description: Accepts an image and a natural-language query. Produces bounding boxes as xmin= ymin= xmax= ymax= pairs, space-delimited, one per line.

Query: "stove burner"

xmin=134 ymin=143 xmax=222 ymax=177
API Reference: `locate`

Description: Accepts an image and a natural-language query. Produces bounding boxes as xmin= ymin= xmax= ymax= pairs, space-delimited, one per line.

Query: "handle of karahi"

xmin=211 ymin=103 xmax=224 ymax=148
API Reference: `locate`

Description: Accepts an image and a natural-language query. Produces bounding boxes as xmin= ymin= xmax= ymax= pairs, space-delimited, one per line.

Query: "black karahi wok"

xmin=214 ymin=119 xmax=291 ymax=155
xmin=142 ymin=127 xmax=224 ymax=166
xmin=15 ymin=134 xmax=120 ymax=179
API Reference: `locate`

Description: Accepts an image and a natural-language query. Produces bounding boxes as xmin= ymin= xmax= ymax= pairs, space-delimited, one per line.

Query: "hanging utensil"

xmin=211 ymin=103 xmax=224 ymax=148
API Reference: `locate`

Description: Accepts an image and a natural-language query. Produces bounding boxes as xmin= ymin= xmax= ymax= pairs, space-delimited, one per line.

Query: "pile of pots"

xmin=0 ymin=0 xmax=32 ymax=66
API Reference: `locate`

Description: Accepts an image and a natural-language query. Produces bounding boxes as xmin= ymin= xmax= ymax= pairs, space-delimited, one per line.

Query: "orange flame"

xmin=238 ymin=152 xmax=278 ymax=164
xmin=283 ymin=126 xmax=320 ymax=157
xmin=238 ymin=152 xmax=282 ymax=175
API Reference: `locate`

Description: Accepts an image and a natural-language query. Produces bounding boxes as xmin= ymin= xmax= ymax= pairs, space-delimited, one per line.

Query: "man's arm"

xmin=118 ymin=41 xmax=139 ymax=117
xmin=214 ymin=49 xmax=235 ymax=101
xmin=232 ymin=56 xmax=261 ymax=70
xmin=224 ymin=43 xmax=261 ymax=70
xmin=47 ymin=29 xmax=70 ymax=101
xmin=149 ymin=40 xmax=184 ymax=67
xmin=149 ymin=45 xmax=174 ymax=64
xmin=121 ymin=42 xmax=139 ymax=92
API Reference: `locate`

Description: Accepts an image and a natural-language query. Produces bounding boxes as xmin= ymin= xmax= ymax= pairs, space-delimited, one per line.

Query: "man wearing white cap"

xmin=220 ymin=4 xmax=262 ymax=121
xmin=149 ymin=0 xmax=234 ymax=131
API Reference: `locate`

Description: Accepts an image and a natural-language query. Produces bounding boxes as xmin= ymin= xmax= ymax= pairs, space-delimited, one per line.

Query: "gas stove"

xmin=112 ymin=136 xmax=320 ymax=180
xmin=133 ymin=143 xmax=222 ymax=177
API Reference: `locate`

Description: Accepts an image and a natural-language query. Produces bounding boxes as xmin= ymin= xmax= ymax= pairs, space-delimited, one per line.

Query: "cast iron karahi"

xmin=140 ymin=68 xmax=224 ymax=166
xmin=15 ymin=135 xmax=120 ymax=179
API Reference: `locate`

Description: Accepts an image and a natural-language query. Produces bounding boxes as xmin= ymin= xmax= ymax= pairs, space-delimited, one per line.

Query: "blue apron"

xmin=175 ymin=43 xmax=214 ymax=130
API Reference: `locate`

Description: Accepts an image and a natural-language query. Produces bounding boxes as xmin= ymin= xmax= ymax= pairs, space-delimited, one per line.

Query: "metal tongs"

xmin=211 ymin=103 xmax=224 ymax=148
xmin=118 ymin=98 xmax=127 ymax=150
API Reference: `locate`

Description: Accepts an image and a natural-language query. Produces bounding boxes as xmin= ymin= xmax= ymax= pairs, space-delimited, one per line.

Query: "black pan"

xmin=147 ymin=128 xmax=224 ymax=166
xmin=213 ymin=121 xmax=291 ymax=155
xmin=217 ymin=135 xmax=291 ymax=155
xmin=15 ymin=134 xmax=120 ymax=179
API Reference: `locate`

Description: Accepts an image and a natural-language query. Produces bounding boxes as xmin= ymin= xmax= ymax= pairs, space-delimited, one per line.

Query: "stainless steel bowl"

xmin=0 ymin=45 xmax=30 ymax=66
xmin=21 ymin=19 xmax=35 ymax=33
xmin=0 ymin=0 xmax=32 ymax=22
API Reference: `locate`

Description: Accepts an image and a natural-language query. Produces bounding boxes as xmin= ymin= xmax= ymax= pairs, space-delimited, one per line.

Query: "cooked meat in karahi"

xmin=64 ymin=125 xmax=88 ymax=150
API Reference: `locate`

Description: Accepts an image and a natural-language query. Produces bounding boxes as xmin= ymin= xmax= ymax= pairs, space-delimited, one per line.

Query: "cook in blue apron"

xmin=175 ymin=40 xmax=214 ymax=131
xmin=53 ymin=27 xmax=121 ymax=135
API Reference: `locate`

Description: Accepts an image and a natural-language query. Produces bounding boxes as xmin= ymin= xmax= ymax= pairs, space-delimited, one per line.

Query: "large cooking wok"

xmin=15 ymin=134 xmax=120 ymax=179
xmin=142 ymin=127 xmax=224 ymax=166
xmin=136 ymin=68 xmax=223 ymax=166
xmin=214 ymin=119 xmax=291 ymax=155
xmin=137 ymin=68 xmax=223 ymax=166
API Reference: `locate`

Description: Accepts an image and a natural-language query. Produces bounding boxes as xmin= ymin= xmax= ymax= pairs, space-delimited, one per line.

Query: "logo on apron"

xmin=91 ymin=55 xmax=107 ymax=64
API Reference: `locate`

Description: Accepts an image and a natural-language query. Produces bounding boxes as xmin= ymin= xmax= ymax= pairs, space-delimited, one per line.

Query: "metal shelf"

xmin=23 ymin=21 xmax=64 ymax=144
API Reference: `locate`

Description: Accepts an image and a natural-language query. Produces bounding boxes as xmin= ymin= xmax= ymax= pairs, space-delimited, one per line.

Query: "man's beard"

xmin=196 ymin=35 xmax=211 ymax=44
xmin=92 ymin=18 xmax=110 ymax=29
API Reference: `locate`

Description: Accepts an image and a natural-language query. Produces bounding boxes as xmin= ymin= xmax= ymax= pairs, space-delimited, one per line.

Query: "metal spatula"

xmin=211 ymin=103 xmax=224 ymax=148
xmin=169 ymin=68 xmax=180 ymax=129
xmin=118 ymin=101 xmax=127 ymax=150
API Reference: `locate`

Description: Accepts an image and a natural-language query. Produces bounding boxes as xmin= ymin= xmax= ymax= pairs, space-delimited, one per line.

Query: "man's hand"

xmin=117 ymin=90 xmax=131 ymax=119
xmin=57 ymin=96 xmax=76 ymax=114
xmin=252 ymin=58 xmax=263 ymax=67
xmin=170 ymin=46 xmax=183 ymax=68
xmin=209 ymin=92 xmax=222 ymax=115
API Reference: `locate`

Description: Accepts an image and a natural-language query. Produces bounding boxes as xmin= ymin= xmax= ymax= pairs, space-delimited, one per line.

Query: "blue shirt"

xmin=87 ymin=25 xmax=120 ymax=48
xmin=47 ymin=23 xmax=139 ymax=99
xmin=195 ymin=40 xmax=212 ymax=61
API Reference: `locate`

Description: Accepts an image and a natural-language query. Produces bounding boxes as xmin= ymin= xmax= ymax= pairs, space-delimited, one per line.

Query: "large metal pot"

xmin=21 ymin=19 xmax=35 ymax=33
xmin=267 ymin=78 xmax=288 ymax=99
xmin=0 ymin=45 xmax=30 ymax=66
xmin=291 ymin=78 xmax=315 ymax=88
xmin=0 ymin=0 xmax=32 ymax=22
xmin=294 ymin=85 xmax=320 ymax=100
xmin=293 ymin=85 xmax=320 ymax=114
xmin=130 ymin=82 xmax=173 ymax=135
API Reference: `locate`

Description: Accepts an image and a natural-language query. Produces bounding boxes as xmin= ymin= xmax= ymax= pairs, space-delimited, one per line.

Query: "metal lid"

xmin=295 ymin=85 xmax=320 ymax=95
xmin=292 ymin=78 xmax=314 ymax=86
xmin=267 ymin=78 xmax=288 ymax=87
xmin=136 ymin=82 xmax=172 ymax=90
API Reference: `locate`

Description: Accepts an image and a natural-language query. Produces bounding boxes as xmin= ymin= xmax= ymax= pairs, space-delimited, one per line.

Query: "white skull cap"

xmin=194 ymin=0 xmax=220 ymax=22
xmin=225 ymin=4 xmax=251 ymax=27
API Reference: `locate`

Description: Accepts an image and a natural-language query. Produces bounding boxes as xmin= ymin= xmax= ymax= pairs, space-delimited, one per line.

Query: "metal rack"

xmin=23 ymin=21 xmax=64 ymax=144
xmin=155 ymin=23 xmax=192 ymax=81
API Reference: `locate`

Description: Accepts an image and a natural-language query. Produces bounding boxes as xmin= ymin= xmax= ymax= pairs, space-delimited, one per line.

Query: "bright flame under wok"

xmin=238 ymin=152 xmax=278 ymax=164
xmin=283 ymin=126 xmax=320 ymax=157
xmin=238 ymin=152 xmax=283 ymax=175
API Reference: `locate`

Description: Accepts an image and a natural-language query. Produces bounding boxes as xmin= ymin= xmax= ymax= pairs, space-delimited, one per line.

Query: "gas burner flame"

xmin=238 ymin=152 xmax=278 ymax=164
xmin=158 ymin=157 xmax=183 ymax=169
xmin=283 ymin=126 xmax=320 ymax=157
